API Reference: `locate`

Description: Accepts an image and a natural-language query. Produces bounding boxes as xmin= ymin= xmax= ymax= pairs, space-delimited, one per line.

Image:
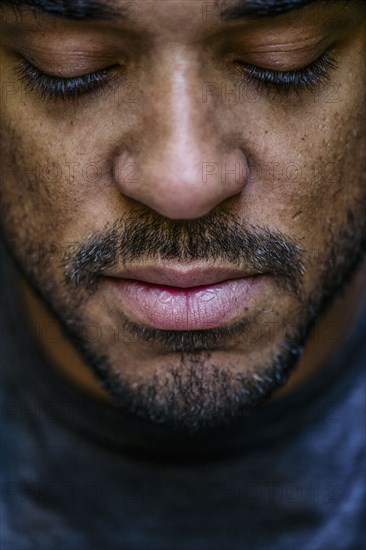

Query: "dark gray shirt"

xmin=1 ymin=244 xmax=365 ymax=550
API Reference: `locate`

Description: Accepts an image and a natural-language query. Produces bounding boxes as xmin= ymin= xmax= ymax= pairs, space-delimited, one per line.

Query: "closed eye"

xmin=233 ymin=51 xmax=338 ymax=96
xmin=15 ymin=58 xmax=119 ymax=101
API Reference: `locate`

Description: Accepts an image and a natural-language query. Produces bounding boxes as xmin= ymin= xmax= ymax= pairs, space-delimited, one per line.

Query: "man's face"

xmin=0 ymin=0 xmax=365 ymax=432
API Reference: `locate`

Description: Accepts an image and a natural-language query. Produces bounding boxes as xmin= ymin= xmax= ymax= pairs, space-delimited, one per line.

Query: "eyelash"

xmin=15 ymin=50 xmax=338 ymax=103
xmin=234 ymin=51 xmax=338 ymax=96
xmin=15 ymin=59 xmax=118 ymax=102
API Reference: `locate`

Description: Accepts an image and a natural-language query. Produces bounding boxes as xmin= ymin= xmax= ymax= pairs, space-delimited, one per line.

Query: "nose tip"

xmin=114 ymin=148 xmax=248 ymax=220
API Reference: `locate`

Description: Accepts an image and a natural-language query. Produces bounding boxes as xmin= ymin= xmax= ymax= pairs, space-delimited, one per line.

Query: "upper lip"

xmin=103 ymin=265 xmax=263 ymax=288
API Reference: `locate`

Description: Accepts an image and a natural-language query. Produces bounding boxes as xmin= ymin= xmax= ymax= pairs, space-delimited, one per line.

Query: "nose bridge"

xmin=114 ymin=46 xmax=247 ymax=220
xmin=145 ymin=47 xmax=214 ymax=174
xmin=162 ymin=53 xmax=205 ymax=178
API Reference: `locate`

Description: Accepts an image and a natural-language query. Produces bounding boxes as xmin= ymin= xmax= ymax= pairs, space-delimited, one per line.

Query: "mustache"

xmin=62 ymin=207 xmax=305 ymax=296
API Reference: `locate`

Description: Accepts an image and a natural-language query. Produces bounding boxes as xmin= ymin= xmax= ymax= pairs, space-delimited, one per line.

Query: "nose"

xmin=113 ymin=51 xmax=248 ymax=220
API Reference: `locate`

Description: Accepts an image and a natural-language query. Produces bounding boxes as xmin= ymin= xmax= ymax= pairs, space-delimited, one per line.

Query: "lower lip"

xmin=105 ymin=276 xmax=267 ymax=330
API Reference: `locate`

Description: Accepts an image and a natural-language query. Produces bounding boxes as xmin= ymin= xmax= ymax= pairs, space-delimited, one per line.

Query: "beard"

xmin=1 ymin=204 xmax=366 ymax=435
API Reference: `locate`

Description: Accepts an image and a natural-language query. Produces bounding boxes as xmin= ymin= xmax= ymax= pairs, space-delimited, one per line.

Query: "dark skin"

xmin=0 ymin=0 xmax=365 ymax=432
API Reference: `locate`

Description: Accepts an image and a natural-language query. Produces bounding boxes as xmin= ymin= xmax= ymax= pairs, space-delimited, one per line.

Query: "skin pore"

xmin=0 ymin=0 xmax=365 ymax=434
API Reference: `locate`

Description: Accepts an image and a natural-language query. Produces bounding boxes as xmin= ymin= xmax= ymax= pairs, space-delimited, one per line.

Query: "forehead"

xmin=1 ymin=0 xmax=351 ymax=39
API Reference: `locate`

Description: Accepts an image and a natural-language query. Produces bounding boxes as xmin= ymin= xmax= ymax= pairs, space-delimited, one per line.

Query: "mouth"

xmin=102 ymin=265 xmax=269 ymax=330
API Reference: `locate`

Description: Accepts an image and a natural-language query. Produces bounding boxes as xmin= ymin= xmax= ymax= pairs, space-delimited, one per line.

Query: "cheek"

xmin=0 ymin=111 xmax=120 ymax=249
xmin=238 ymin=80 xmax=366 ymax=266
xmin=234 ymin=30 xmax=366 ymax=244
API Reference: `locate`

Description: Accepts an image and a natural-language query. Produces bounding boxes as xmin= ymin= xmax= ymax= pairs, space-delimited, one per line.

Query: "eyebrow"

xmin=1 ymin=0 xmax=119 ymax=20
xmin=1 ymin=0 xmax=345 ymax=22
xmin=221 ymin=0 xmax=344 ymax=20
